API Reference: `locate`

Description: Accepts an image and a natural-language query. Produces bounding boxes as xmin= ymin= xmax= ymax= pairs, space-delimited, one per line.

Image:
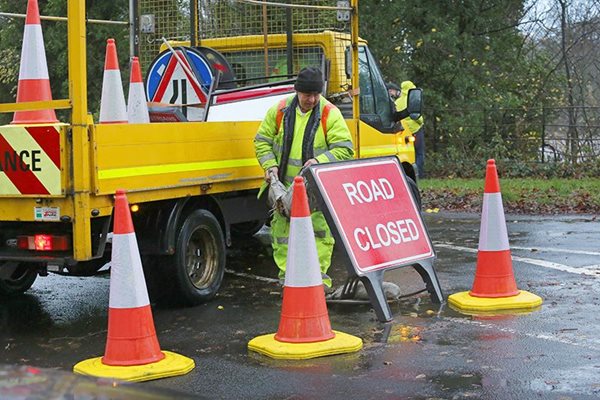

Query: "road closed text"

xmin=342 ymin=178 xmax=419 ymax=251
xmin=353 ymin=219 xmax=419 ymax=251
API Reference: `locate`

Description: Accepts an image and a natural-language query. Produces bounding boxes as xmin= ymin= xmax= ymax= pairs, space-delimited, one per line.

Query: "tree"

xmin=0 ymin=0 xmax=128 ymax=124
xmin=525 ymin=0 xmax=600 ymax=163
xmin=361 ymin=0 xmax=566 ymax=167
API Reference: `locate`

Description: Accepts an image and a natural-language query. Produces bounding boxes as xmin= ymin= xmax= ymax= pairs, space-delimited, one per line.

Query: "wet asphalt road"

xmin=1 ymin=212 xmax=600 ymax=399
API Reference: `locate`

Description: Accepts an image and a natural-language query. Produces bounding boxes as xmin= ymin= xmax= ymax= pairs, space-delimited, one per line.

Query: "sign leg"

xmin=412 ymin=260 xmax=444 ymax=304
xmin=361 ymin=271 xmax=393 ymax=323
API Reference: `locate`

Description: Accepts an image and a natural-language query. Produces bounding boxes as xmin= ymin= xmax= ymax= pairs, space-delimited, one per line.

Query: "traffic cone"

xmin=99 ymin=39 xmax=127 ymax=124
xmin=248 ymin=177 xmax=362 ymax=359
xmin=276 ymin=175 xmax=334 ymax=343
xmin=127 ymin=57 xmax=150 ymax=123
xmin=11 ymin=0 xmax=58 ymax=125
xmin=74 ymin=189 xmax=194 ymax=382
xmin=448 ymin=159 xmax=542 ymax=314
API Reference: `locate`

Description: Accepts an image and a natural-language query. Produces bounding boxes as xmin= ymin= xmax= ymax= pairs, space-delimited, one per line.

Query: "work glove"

xmin=267 ymin=169 xmax=290 ymax=217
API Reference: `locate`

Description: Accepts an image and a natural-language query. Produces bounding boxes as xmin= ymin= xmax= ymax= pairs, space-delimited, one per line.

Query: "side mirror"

xmin=407 ymin=88 xmax=423 ymax=120
xmin=344 ymin=46 xmax=351 ymax=79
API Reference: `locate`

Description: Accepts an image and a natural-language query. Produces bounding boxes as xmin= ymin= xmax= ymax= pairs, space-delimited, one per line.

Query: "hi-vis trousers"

xmin=271 ymin=210 xmax=334 ymax=287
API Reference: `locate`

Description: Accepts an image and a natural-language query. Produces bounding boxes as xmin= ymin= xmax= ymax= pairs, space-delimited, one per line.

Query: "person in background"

xmin=396 ymin=80 xmax=425 ymax=178
xmin=254 ymin=67 xmax=354 ymax=288
xmin=387 ymin=81 xmax=401 ymax=101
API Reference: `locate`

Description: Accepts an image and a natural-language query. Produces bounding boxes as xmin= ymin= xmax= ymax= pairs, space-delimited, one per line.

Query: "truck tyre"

xmin=170 ymin=209 xmax=226 ymax=305
xmin=0 ymin=262 xmax=38 ymax=297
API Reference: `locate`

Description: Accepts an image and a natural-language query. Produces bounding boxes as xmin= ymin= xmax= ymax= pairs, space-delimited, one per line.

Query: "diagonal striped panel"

xmin=26 ymin=126 xmax=61 ymax=168
xmin=0 ymin=125 xmax=61 ymax=195
xmin=0 ymin=134 xmax=49 ymax=195
xmin=0 ymin=171 xmax=20 ymax=195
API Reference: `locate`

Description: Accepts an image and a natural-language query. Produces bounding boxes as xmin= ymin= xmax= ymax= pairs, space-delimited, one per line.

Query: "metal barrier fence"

xmin=428 ymin=106 xmax=600 ymax=163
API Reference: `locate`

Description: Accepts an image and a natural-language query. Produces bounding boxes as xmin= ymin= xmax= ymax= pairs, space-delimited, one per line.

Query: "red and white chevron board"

xmin=0 ymin=125 xmax=62 ymax=196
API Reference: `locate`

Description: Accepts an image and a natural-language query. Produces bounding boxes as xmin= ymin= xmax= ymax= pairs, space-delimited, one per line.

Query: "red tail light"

xmin=16 ymin=234 xmax=70 ymax=251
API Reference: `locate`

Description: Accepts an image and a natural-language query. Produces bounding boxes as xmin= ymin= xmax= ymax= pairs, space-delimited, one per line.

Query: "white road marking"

xmin=434 ymin=242 xmax=600 ymax=277
xmin=445 ymin=316 xmax=600 ymax=351
xmin=510 ymin=246 xmax=600 ymax=256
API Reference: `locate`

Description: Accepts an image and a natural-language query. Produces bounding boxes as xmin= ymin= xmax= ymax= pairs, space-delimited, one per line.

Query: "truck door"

xmin=356 ymin=46 xmax=398 ymax=133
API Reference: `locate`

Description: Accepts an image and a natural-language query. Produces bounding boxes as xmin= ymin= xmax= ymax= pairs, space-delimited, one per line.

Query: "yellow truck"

xmin=0 ymin=0 xmax=420 ymax=304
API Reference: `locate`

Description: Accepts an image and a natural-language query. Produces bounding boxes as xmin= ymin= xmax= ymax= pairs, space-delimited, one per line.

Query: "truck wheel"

xmin=171 ymin=209 xmax=226 ymax=305
xmin=0 ymin=262 xmax=38 ymax=297
xmin=230 ymin=220 xmax=265 ymax=237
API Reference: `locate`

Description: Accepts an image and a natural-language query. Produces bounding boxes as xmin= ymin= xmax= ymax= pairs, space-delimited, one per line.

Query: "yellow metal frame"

xmin=0 ymin=99 xmax=71 ymax=113
xmin=67 ymin=0 xmax=93 ymax=260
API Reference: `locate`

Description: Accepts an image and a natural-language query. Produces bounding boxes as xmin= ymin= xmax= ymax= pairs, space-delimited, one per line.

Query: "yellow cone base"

xmin=448 ymin=290 xmax=543 ymax=313
xmin=248 ymin=330 xmax=363 ymax=360
xmin=73 ymin=350 xmax=195 ymax=382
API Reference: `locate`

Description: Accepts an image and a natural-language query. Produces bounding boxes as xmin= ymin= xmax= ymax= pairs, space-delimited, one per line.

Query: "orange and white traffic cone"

xmin=248 ymin=176 xmax=362 ymax=359
xmin=99 ymin=39 xmax=127 ymax=124
xmin=448 ymin=159 xmax=542 ymax=314
xmin=74 ymin=190 xmax=194 ymax=382
xmin=276 ymin=175 xmax=335 ymax=343
xmin=12 ymin=0 xmax=58 ymax=125
xmin=127 ymin=57 xmax=150 ymax=123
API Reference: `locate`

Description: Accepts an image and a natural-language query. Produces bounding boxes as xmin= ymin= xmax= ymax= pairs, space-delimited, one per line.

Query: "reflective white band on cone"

xmin=127 ymin=82 xmax=150 ymax=123
xmin=100 ymin=70 xmax=127 ymax=123
xmin=109 ymin=232 xmax=150 ymax=308
xmin=478 ymin=192 xmax=510 ymax=251
xmin=19 ymin=25 xmax=49 ymax=80
xmin=285 ymin=216 xmax=323 ymax=288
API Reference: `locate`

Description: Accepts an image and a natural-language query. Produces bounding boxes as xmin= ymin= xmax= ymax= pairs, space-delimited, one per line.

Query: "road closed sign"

xmin=309 ymin=157 xmax=434 ymax=274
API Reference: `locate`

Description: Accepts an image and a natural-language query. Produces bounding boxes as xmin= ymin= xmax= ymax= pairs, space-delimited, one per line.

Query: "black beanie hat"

xmin=387 ymin=82 xmax=400 ymax=91
xmin=294 ymin=67 xmax=324 ymax=93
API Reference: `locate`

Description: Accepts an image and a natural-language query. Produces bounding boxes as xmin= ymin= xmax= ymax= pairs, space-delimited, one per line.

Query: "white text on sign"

xmin=341 ymin=178 xmax=419 ymax=252
xmin=342 ymin=178 xmax=394 ymax=205
xmin=354 ymin=219 xmax=419 ymax=251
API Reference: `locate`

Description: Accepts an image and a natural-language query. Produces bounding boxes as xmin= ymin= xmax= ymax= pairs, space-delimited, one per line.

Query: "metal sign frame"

xmin=305 ymin=156 xmax=444 ymax=322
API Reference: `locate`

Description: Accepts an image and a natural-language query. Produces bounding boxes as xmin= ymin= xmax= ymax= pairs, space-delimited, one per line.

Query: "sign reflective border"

xmin=310 ymin=157 xmax=434 ymax=274
xmin=0 ymin=124 xmax=62 ymax=196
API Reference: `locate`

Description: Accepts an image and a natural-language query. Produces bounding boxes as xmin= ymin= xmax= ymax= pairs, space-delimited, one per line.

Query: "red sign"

xmin=312 ymin=158 xmax=434 ymax=274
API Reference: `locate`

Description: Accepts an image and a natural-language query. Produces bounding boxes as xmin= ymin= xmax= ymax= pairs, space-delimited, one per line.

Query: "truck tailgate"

xmin=93 ymin=121 xmax=264 ymax=195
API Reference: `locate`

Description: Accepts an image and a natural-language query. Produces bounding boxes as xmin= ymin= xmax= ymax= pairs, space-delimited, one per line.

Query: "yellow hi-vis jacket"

xmin=254 ymin=95 xmax=354 ymax=190
xmin=395 ymin=80 xmax=424 ymax=134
